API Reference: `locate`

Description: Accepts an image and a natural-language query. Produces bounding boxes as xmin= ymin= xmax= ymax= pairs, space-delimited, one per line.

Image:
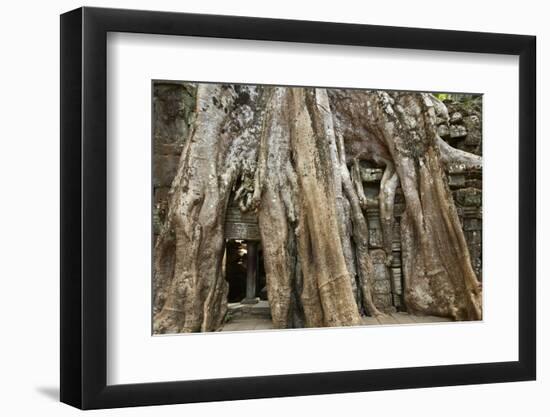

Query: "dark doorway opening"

xmin=225 ymin=240 xmax=266 ymax=304
xmin=225 ymin=240 xmax=247 ymax=302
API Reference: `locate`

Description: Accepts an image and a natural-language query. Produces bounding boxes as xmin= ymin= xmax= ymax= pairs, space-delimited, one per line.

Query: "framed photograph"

xmin=60 ymin=6 xmax=536 ymax=409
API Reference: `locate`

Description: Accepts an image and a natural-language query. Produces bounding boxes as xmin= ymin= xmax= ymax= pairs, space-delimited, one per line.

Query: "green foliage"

xmin=434 ymin=93 xmax=449 ymax=101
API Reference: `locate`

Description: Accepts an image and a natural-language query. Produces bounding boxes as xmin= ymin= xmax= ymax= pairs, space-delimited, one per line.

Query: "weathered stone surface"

xmin=153 ymin=82 xmax=196 ymax=146
xmin=466 ymin=178 xmax=482 ymax=189
xmin=448 ymin=173 xmax=466 ymax=188
xmin=392 ymin=294 xmax=402 ymax=308
xmin=153 ymin=186 xmax=170 ymax=237
xmin=465 ymin=230 xmax=482 ymax=280
xmin=391 ymin=269 xmax=402 ymax=293
xmin=373 ymin=279 xmax=391 ymax=293
xmin=361 ymin=167 xmax=384 ymax=182
xmin=374 ymin=294 xmax=393 ymax=310
xmin=154 ymin=143 xmax=185 ymax=156
xmin=450 ymin=124 xmax=468 ymax=139
xmin=367 ymin=216 xmax=384 ymax=248
xmin=463 ymin=218 xmax=482 ymax=231
xmin=154 ymin=187 xmax=170 ymax=206
xmin=370 ymin=248 xmax=386 ymax=267
xmin=152 ymin=82 xmax=197 ymax=243
xmin=442 ymin=96 xmax=482 ymax=156
xmin=224 ymin=200 xmax=261 ymax=241
xmin=450 ymin=111 xmax=463 ymax=124
xmin=463 ymin=114 xmax=482 ymax=147
xmin=153 ymin=155 xmax=181 ymax=187
xmin=369 ymin=249 xmax=394 ymax=311
xmin=454 ymin=188 xmax=482 ymax=207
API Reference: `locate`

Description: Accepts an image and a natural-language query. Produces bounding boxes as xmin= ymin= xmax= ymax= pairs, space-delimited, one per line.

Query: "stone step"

xmin=228 ymin=300 xmax=271 ymax=317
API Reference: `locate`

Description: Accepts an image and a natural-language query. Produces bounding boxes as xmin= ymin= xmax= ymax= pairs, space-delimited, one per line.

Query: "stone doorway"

xmin=225 ymin=239 xmax=264 ymax=304
xmin=222 ymin=239 xmax=272 ymax=331
xmin=222 ymin=196 xmax=271 ymax=331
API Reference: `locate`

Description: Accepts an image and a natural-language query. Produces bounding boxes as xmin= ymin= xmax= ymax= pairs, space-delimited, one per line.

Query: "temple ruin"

xmin=152 ymin=82 xmax=482 ymax=332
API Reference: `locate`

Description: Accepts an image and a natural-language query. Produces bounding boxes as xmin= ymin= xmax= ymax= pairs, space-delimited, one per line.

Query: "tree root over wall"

xmin=153 ymin=85 xmax=482 ymax=333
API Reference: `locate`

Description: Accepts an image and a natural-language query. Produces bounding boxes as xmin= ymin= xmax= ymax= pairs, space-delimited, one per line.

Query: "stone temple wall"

xmin=441 ymin=96 xmax=482 ymax=284
xmin=438 ymin=95 xmax=482 ymax=156
xmin=152 ymin=82 xmax=196 ymax=241
xmin=152 ymin=83 xmax=482 ymax=315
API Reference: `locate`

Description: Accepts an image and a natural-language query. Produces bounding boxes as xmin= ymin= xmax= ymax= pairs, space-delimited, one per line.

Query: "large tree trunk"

xmin=153 ymin=84 xmax=268 ymax=333
xmin=248 ymin=87 xmax=363 ymax=328
xmin=329 ymin=90 xmax=482 ymax=320
xmin=153 ymin=85 xmax=482 ymax=333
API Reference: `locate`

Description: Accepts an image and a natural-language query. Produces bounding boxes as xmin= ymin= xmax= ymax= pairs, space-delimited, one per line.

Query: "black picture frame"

xmin=60 ymin=6 xmax=536 ymax=410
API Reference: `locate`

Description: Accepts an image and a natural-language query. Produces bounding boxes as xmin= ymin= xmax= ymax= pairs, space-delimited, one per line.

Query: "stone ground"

xmin=219 ymin=301 xmax=452 ymax=332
